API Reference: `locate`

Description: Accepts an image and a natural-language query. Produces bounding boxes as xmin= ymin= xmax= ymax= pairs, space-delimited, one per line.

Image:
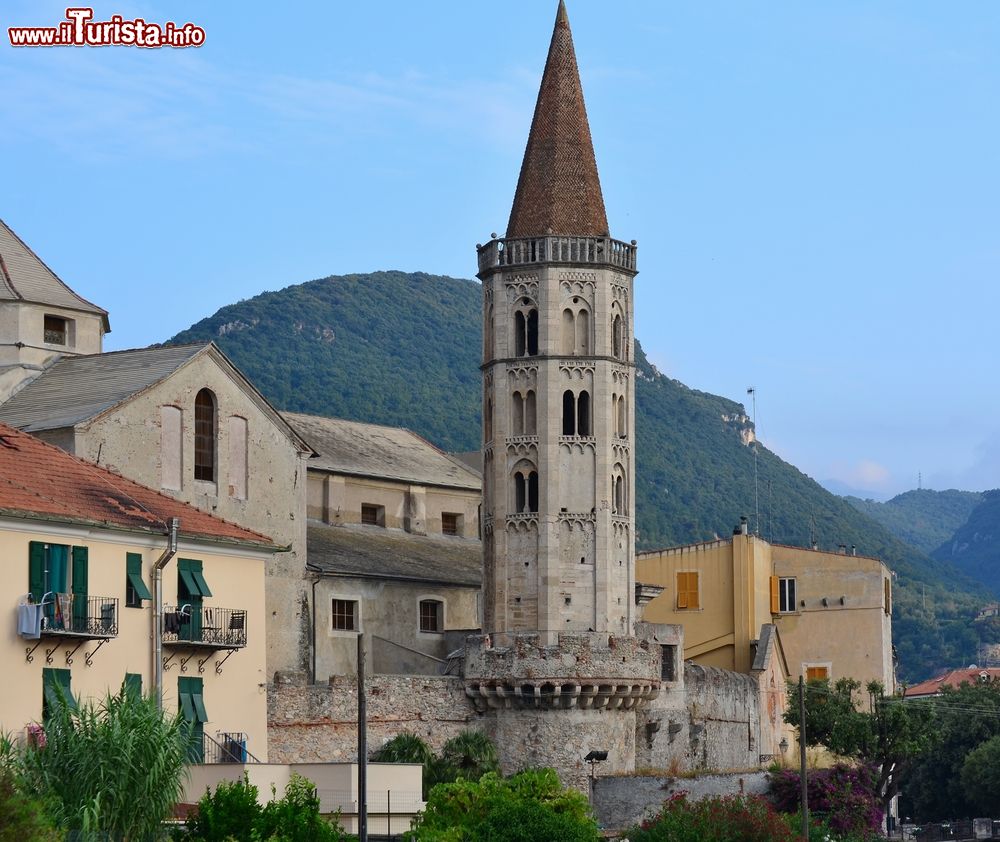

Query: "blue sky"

xmin=3 ymin=1 xmax=999 ymax=498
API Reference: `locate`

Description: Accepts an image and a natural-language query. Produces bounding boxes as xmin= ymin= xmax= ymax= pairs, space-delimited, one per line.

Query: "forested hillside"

xmin=845 ymin=489 xmax=983 ymax=556
xmin=933 ymin=490 xmax=1000 ymax=595
xmin=168 ymin=270 xmax=990 ymax=681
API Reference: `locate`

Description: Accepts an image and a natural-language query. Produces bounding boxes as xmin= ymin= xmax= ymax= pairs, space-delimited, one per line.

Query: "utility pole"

xmin=799 ymin=674 xmax=809 ymax=840
xmin=748 ymin=387 xmax=759 ymax=535
xmin=358 ymin=633 xmax=368 ymax=842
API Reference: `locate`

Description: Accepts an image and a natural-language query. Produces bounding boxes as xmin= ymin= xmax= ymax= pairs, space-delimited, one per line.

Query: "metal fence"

xmin=41 ymin=594 xmax=118 ymax=638
xmin=162 ymin=605 xmax=247 ymax=648
xmin=912 ymin=819 xmax=1000 ymax=840
xmin=315 ymin=788 xmax=424 ymax=838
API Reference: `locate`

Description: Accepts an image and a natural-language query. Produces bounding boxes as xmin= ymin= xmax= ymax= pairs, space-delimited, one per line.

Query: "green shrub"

xmin=181 ymin=775 xmax=262 ymax=841
xmin=251 ymin=774 xmax=350 ymax=842
xmin=626 ymin=793 xmax=799 ymax=842
xmin=404 ymin=768 xmax=599 ymax=842
xmin=0 ymin=769 xmax=60 ymax=842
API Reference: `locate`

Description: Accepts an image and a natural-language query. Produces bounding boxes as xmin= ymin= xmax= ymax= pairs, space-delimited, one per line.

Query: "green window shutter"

xmin=29 ymin=542 xmax=46 ymax=602
xmin=71 ymin=547 xmax=89 ymax=631
xmin=192 ymin=692 xmax=209 ymax=724
xmin=124 ymin=673 xmax=142 ymax=698
xmin=126 ymin=553 xmax=152 ymax=603
xmin=43 ymin=668 xmax=78 ymax=716
xmin=191 ymin=569 xmax=212 ymax=598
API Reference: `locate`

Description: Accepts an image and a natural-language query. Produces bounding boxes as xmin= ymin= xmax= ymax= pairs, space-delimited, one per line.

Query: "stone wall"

xmin=685 ymin=663 xmax=761 ymax=770
xmin=592 ymin=771 xmax=771 ymax=833
xmin=268 ymin=674 xmax=478 ymax=763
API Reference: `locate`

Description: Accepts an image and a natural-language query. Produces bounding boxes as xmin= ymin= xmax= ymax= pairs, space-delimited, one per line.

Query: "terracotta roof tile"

xmin=904 ymin=667 xmax=1000 ymax=698
xmin=506 ymin=1 xmax=609 ymax=239
xmin=0 ymin=423 xmax=274 ymax=548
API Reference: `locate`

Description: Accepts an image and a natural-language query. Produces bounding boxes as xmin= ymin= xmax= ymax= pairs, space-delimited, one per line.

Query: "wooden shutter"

xmin=676 ymin=572 xmax=689 ymax=609
xmin=806 ymin=666 xmax=829 ymax=681
xmin=72 ymin=546 xmax=89 ymax=631
xmin=770 ymin=576 xmax=780 ymax=613
xmin=688 ymin=572 xmax=700 ymax=609
xmin=29 ymin=541 xmax=46 ymax=602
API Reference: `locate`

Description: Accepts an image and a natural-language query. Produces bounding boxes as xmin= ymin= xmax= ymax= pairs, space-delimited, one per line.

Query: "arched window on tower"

xmin=576 ymin=308 xmax=590 ymax=355
xmin=525 ymin=390 xmax=537 ymax=435
xmin=485 ymin=396 xmax=493 ymax=442
xmin=194 ymin=388 xmax=217 ymax=482
xmin=612 ymin=312 xmax=624 ymax=360
xmin=484 ymin=301 xmax=494 ymax=360
xmin=618 ymin=395 xmax=627 ymax=438
xmin=562 ymin=390 xmax=576 ymax=436
xmin=513 ymin=299 xmax=538 ymax=357
xmin=561 ymin=309 xmax=575 ymax=355
xmin=512 ymin=392 xmax=524 ymax=436
xmin=577 ymin=390 xmax=591 ymax=436
xmin=512 ymin=460 xmax=538 ymax=514
xmin=612 ymin=463 xmax=628 ymax=515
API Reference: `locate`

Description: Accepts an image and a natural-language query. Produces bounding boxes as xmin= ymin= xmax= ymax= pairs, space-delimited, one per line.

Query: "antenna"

xmin=747 ymin=387 xmax=759 ymax=535
xmin=918 ymin=472 xmax=922 ymax=490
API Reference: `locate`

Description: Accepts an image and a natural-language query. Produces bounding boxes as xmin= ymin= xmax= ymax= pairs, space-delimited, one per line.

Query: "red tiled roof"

xmin=904 ymin=667 xmax=1000 ymax=698
xmin=0 ymin=423 xmax=274 ymax=548
xmin=505 ymin=0 xmax=609 ymax=239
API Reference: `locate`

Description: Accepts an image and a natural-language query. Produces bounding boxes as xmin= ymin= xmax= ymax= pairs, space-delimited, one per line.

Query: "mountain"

xmin=168 ymin=270 xmax=989 ymax=681
xmin=933 ymin=490 xmax=1000 ymax=596
xmin=845 ymin=489 xmax=984 ymax=556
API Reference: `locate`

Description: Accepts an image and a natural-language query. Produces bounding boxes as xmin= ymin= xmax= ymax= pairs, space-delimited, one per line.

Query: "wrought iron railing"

xmin=202 ymin=731 xmax=261 ymax=764
xmin=162 ymin=605 xmax=247 ymax=649
xmin=34 ymin=594 xmax=118 ymax=638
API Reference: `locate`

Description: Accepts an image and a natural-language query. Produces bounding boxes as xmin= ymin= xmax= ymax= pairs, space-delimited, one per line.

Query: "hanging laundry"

xmin=18 ymin=603 xmax=43 ymax=639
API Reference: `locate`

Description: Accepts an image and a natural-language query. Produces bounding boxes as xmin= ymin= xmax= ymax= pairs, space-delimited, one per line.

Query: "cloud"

xmin=828 ymin=459 xmax=893 ymax=493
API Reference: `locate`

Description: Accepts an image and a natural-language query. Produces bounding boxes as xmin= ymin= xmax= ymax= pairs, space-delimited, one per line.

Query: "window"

xmin=361 ymin=504 xmax=384 ymax=527
xmin=178 ymin=558 xmax=211 ymax=642
xmin=42 ymin=668 xmax=77 ymax=721
xmin=332 ymin=598 xmax=357 ymax=631
xmin=577 ymin=391 xmax=590 ymax=436
xmin=442 ymin=513 xmax=460 ymax=536
xmin=43 ymin=314 xmax=68 ymax=345
xmin=884 ymin=578 xmax=891 ymax=616
xmin=513 ymin=463 xmax=538 ymax=513
xmin=562 ymin=390 xmax=576 ymax=435
xmin=676 ymin=571 xmax=700 ymax=609
xmin=227 ymin=416 xmax=248 ymax=500
xmin=420 ymin=599 xmax=443 ymax=633
xmin=661 ymin=644 xmax=677 ymax=682
xmin=514 ymin=303 xmax=538 ymax=357
xmin=805 ymin=666 xmax=830 ymax=681
xmin=178 ymin=676 xmax=208 ymax=762
xmin=29 ymin=541 xmax=88 ymax=632
xmin=562 ymin=390 xmax=591 ymax=437
xmin=194 ymin=389 xmax=217 ymax=482
xmin=160 ymin=406 xmax=183 ymax=490
xmin=771 ymin=576 xmax=796 ymax=614
xmin=125 ymin=552 xmax=151 ymax=608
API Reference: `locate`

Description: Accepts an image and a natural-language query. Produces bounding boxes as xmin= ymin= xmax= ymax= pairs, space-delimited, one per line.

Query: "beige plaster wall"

xmin=1 ymin=518 xmax=270 ymax=760
xmin=772 ymin=545 xmax=894 ymax=690
xmin=68 ymin=350 xmax=310 ymax=677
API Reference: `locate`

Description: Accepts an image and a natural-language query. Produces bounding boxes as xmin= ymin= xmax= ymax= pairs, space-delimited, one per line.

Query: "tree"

xmin=784 ymin=678 xmax=936 ymax=821
xmin=435 ymin=731 xmax=500 ymax=786
xmin=19 ymin=684 xmax=190 ymax=840
xmin=960 ymin=735 xmax=1000 ymax=815
xmin=372 ymin=732 xmax=437 ymax=798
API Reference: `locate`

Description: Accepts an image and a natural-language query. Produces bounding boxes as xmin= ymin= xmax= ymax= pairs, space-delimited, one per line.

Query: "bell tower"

xmin=477 ymin=0 xmax=637 ymax=644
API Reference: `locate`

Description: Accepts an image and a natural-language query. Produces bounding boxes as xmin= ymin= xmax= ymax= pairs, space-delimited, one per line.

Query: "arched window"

xmin=612 ymin=313 xmax=624 ymax=360
xmin=512 ymin=461 xmax=538 ymax=514
xmin=577 ymin=390 xmax=591 ymax=436
xmin=484 ymin=302 xmax=494 ymax=359
xmin=513 ymin=301 xmax=539 ymax=357
xmin=612 ymin=463 xmax=628 ymax=515
xmin=485 ymin=396 xmax=493 ymax=442
xmin=562 ymin=390 xmax=576 ymax=436
xmin=526 ymin=309 xmax=538 ymax=355
xmin=525 ymin=390 xmax=537 ymax=435
xmin=561 ymin=309 xmax=575 ymax=355
xmin=618 ymin=395 xmax=626 ymax=438
xmin=512 ymin=392 xmax=524 ymax=436
xmin=194 ymin=388 xmax=217 ymax=482
xmin=576 ymin=309 xmax=590 ymax=355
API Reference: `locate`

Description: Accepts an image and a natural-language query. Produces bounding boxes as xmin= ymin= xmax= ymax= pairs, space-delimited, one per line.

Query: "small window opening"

xmin=361 ymin=504 xmax=385 ymax=527
xmin=194 ymin=389 xmax=217 ymax=483
xmin=419 ymin=599 xmax=443 ymax=633
xmin=331 ymin=599 xmax=357 ymax=631
xmin=44 ymin=315 xmax=68 ymax=345
xmin=442 ymin=513 xmax=460 ymax=536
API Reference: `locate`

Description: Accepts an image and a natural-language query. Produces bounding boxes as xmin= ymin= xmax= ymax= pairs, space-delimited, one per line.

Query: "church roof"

xmin=283 ymin=412 xmax=481 ymax=491
xmin=307 ymin=522 xmax=481 ymax=587
xmin=0 ymin=219 xmax=110 ymax=331
xmin=0 ymin=422 xmax=274 ymax=548
xmin=0 ymin=344 xmax=206 ymax=432
xmin=505 ymin=0 xmax=609 ymax=240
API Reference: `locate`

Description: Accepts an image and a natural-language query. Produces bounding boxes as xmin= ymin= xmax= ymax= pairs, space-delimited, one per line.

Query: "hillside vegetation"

xmin=169 ymin=270 xmax=989 ymax=681
xmin=933 ymin=490 xmax=1000 ymax=596
xmin=845 ymin=489 xmax=984 ymax=556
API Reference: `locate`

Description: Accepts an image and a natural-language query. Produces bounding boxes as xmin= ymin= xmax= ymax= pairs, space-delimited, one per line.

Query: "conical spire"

xmin=505 ymin=1 xmax=609 ymax=239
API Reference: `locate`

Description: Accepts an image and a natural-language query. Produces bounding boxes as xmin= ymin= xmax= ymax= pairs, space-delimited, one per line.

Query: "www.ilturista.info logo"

xmin=8 ymin=7 xmax=205 ymax=48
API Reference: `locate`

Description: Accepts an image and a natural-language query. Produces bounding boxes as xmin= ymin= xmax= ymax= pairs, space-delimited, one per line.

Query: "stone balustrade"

xmin=477 ymin=236 xmax=637 ymax=274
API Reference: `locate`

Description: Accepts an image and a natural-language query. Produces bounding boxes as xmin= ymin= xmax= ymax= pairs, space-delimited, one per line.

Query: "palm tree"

xmin=438 ymin=731 xmax=500 ymax=783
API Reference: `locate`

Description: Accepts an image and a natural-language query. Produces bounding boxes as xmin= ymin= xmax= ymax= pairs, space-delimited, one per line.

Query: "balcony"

xmin=163 ymin=605 xmax=247 ymax=650
xmin=477 ymin=235 xmax=637 ymax=275
xmin=18 ymin=594 xmax=118 ymax=640
xmin=201 ymin=731 xmax=261 ymax=765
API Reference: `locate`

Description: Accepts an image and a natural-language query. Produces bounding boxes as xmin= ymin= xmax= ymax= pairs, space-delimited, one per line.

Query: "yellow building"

xmin=637 ymin=525 xmax=894 ymax=691
xmin=1 ymin=422 xmax=278 ymax=762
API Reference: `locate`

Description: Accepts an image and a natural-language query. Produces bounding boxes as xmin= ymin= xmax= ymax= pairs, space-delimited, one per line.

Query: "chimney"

xmin=851 ymin=545 xmax=857 ymax=556
xmin=838 ymin=544 xmax=847 ymax=555
xmin=811 ymin=540 xmax=818 ymax=551
xmin=738 ymin=516 xmax=749 ymax=536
